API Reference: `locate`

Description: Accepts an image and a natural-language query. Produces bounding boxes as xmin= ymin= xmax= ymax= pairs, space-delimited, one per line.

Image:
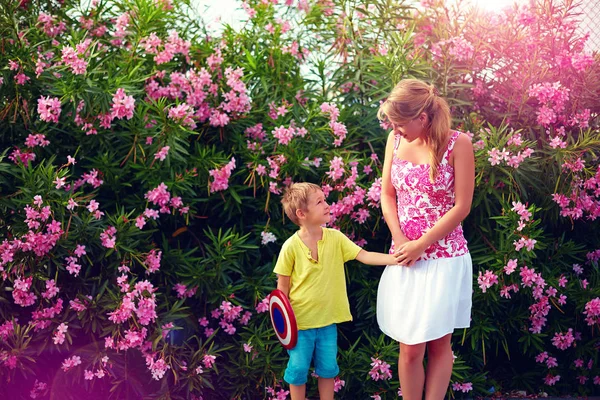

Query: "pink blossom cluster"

xmin=551 ymin=165 xmax=600 ymax=221
xmin=31 ymin=299 xmax=63 ymax=331
xmin=8 ymin=148 xmax=36 ymax=165
xmin=108 ymin=280 xmax=157 ymax=326
xmin=536 ymin=351 xmax=558 ymax=369
xmin=0 ymin=321 xmax=15 ymax=342
xmin=255 ymin=295 xmax=270 ymax=313
xmin=168 ymin=103 xmax=196 ymax=128
xmin=42 ymin=279 xmax=60 ymax=299
xmin=271 ymin=123 xmax=307 ymax=145
xmin=173 ymin=283 xmax=198 ymax=299
xmin=0 ymin=199 xmax=63 ymax=274
xmin=528 ymin=82 xmax=570 ymax=127
xmin=84 ymin=357 xmax=109 ymax=381
xmin=282 ymin=40 xmax=309 ymax=61
xmin=70 ymin=295 xmax=92 ymax=313
xmin=266 ymin=386 xmax=289 ymax=400
xmin=37 ymin=96 xmax=62 ymax=123
xmin=100 ymin=226 xmax=117 ymax=248
xmin=0 ymin=350 xmax=17 ymax=370
xmin=52 ymin=322 xmax=68 ymax=345
xmin=71 ymin=169 xmax=104 ymax=191
xmin=551 ymin=328 xmax=575 ymax=350
xmin=487 ymin=146 xmax=533 ymax=169
xmin=320 ymin=102 xmax=347 ymax=146
xmin=61 ymin=355 xmax=82 ymax=372
xmin=60 ymin=40 xmax=92 ymax=75
xmin=543 ymin=373 xmax=561 ymax=386
xmin=333 ymin=377 xmax=345 ymax=393
xmin=110 ymin=88 xmax=135 ymax=120
xmin=137 ymin=183 xmax=188 ymax=229
xmin=268 ymin=100 xmax=291 ymax=120
xmin=145 ymin=354 xmax=171 ymax=380
xmin=111 ymin=13 xmax=131 ymax=41
xmin=13 ymin=276 xmax=37 ymax=307
xmin=25 ymin=133 xmax=50 ymax=148
xmin=140 ymin=30 xmax=191 ymax=65
xmin=451 ymin=382 xmax=473 ymax=393
xmin=145 ymin=66 xmax=250 ymax=129
xmin=368 ymin=357 xmax=392 ymax=381
xmin=477 ymin=270 xmax=498 ymax=293
xmin=583 ymin=297 xmax=600 ymax=326
xmin=431 ymin=36 xmax=474 ymax=62
xmin=511 ymin=201 xmax=532 ymax=231
xmin=145 ymin=249 xmax=162 ymax=274
xmin=499 ymin=283 xmax=519 ymax=299
xmin=29 ymin=380 xmax=47 ymax=399
xmin=209 ymin=158 xmax=236 ymax=193
xmin=37 ymin=13 xmax=67 ymax=37
xmin=199 ymin=300 xmax=252 ymax=338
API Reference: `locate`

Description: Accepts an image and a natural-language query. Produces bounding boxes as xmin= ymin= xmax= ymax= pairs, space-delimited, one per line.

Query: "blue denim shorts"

xmin=283 ymin=324 xmax=339 ymax=386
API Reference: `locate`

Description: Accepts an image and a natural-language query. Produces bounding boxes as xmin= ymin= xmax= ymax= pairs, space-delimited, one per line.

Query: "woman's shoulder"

xmin=452 ymin=130 xmax=474 ymax=150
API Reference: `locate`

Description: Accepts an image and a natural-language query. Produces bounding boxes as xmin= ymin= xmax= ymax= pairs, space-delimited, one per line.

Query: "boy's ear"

xmin=295 ymin=208 xmax=305 ymax=220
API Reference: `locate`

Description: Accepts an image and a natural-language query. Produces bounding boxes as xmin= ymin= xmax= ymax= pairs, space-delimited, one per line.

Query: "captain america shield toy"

xmin=269 ymin=289 xmax=298 ymax=350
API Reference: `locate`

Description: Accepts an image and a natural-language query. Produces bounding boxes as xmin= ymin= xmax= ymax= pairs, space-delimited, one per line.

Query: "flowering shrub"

xmin=0 ymin=0 xmax=599 ymax=398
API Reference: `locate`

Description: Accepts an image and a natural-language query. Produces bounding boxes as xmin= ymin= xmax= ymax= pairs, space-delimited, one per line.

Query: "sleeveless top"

xmin=390 ymin=130 xmax=469 ymax=261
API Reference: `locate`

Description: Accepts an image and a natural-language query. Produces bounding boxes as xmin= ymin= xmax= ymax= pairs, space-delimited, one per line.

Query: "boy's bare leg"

xmin=318 ymin=377 xmax=334 ymax=400
xmin=290 ymin=384 xmax=306 ymax=400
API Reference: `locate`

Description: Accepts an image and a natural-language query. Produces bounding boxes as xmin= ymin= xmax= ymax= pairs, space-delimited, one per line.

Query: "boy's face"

xmin=301 ymin=189 xmax=330 ymax=226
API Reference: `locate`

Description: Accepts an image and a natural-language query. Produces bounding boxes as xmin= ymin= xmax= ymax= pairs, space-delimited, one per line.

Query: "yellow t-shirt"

xmin=273 ymin=227 xmax=362 ymax=330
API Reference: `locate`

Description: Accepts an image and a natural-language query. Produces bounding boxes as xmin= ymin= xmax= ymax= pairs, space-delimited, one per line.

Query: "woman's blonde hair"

xmin=377 ymin=79 xmax=451 ymax=181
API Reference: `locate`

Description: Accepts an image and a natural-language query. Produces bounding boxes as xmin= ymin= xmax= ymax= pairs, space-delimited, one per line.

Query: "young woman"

xmin=376 ymin=79 xmax=475 ymax=399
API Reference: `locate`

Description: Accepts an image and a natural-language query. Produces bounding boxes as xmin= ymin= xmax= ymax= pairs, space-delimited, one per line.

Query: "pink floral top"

xmin=390 ymin=130 xmax=469 ymax=261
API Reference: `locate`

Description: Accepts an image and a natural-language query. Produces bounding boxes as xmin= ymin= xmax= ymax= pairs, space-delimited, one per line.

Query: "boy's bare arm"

xmin=277 ymin=274 xmax=291 ymax=297
xmin=355 ymin=249 xmax=401 ymax=266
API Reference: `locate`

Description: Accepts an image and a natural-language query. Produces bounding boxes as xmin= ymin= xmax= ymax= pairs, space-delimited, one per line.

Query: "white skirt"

xmin=377 ymin=253 xmax=473 ymax=345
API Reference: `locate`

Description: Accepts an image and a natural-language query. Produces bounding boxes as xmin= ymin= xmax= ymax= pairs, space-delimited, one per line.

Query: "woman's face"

xmin=391 ymin=117 xmax=425 ymax=143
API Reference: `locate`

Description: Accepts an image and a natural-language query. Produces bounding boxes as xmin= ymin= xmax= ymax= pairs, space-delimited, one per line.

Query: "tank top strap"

xmin=441 ymin=131 xmax=460 ymax=164
xmin=393 ymin=133 xmax=401 ymax=152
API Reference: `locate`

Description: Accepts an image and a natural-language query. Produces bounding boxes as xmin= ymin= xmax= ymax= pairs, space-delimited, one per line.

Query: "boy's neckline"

xmin=297 ymin=226 xmax=324 ymax=242
xmin=295 ymin=228 xmax=325 ymax=264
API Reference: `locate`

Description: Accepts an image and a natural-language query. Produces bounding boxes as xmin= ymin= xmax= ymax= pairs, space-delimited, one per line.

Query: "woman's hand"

xmin=395 ymin=239 xmax=428 ymax=267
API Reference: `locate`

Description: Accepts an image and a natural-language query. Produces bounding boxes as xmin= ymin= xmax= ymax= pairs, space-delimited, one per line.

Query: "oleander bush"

xmin=0 ymin=0 xmax=599 ymax=398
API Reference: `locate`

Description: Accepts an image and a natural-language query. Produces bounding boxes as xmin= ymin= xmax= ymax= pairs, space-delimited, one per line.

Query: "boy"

xmin=274 ymin=182 xmax=401 ymax=400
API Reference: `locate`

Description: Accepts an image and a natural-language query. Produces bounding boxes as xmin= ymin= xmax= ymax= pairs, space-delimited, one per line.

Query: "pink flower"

xmin=477 ymin=270 xmax=498 ymax=293
xmin=504 ymin=259 xmax=518 ymax=274
xmin=154 ymin=146 xmax=170 ymax=161
xmin=14 ymin=73 xmax=30 ymax=85
xmin=37 ymin=96 xmax=62 ymax=123
xmin=61 ymin=355 xmax=82 ymax=372
xmin=368 ymin=357 xmax=392 ymax=381
xmin=243 ymin=343 xmax=253 ymax=352
xmin=100 ymin=226 xmax=117 ymax=248
xmin=52 ymin=323 xmax=68 ymax=345
xmin=111 ymin=88 xmax=135 ymax=120
xmin=326 ymin=157 xmax=345 ymax=181
xmin=202 ymin=354 xmax=216 ymax=369
xmin=551 ymin=328 xmax=575 ymax=350
xmin=256 ymin=296 xmax=270 ymax=313
xmin=334 ymin=377 xmax=345 ymax=393
xmin=144 ymin=249 xmax=162 ymax=274
xmin=209 ymin=158 xmax=236 ymax=193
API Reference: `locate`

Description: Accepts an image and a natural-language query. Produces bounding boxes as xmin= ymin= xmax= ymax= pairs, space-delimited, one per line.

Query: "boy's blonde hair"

xmin=281 ymin=182 xmax=322 ymax=226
